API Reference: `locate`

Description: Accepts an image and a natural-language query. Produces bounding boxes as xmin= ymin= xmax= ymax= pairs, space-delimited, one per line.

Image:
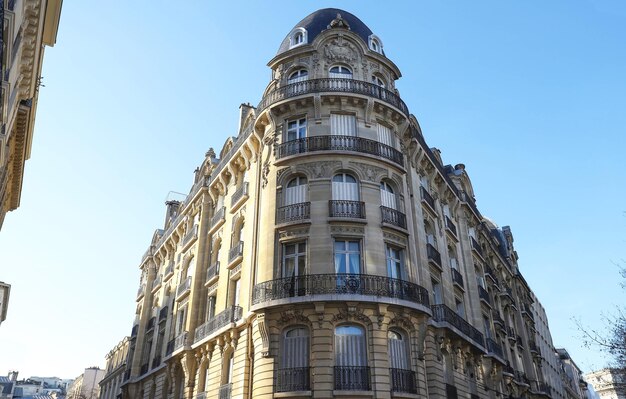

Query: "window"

xmin=431 ymin=278 xmax=442 ymax=305
xmin=229 ymin=278 xmax=241 ymax=307
xmin=176 ymin=304 xmax=187 ymax=334
xmin=368 ymin=35 xmax=383 ymax=54
xmin=282 ymin=327 xmax=310 ymax=369
xmin=372 ymin=75 xmax=385 ymax=88
xmin=206 ymin=295 xmax=216 ymax=320
xmin=282 ymin=241 xmax=306 ymax=279
xmin=388 ymin=329 xmax=410 ymax=370
xmin=329 ymin=65 xmax=353 ymax=79
xmin=377 ymin=123 xmax=394 ymax=147
xmin=386 ymin=245 xmax=403 ymax=280
xmin=332 ymin=173 xmax=359 ymax=200
xmin=334 ymin=240 xmax=361 ymax=274
xmin=424 ymin=220 xmax=437 ymax=246
xmin=289 ymin=28 xmax=307 ymax=49
xmin=288 ymin=69 xmax=308 ymax=84
xmin=455 ymin=298 xmax=465 ymax=318
xmin=335 ymin=325 xmax=369 ymax=390
xmin=483 ymin=316 xmax=492 ymax=339
xmin=330 ymin=114 xmax=356 ymax=136
xmin=294 ymin=32 xmax=304 ymax=45
xmin=380 ymin=181 xmax=396 ymax=209
xmin=285 ymin=176 xmax=307 ymax=205
xmin=448 ymin=246 xmax=458 ymax=270
xmin=286 ymin=118 xmax=306 ymax=141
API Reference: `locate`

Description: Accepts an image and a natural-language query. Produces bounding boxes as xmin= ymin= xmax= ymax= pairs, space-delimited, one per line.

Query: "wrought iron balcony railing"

xmin=173 ymin=331 xmax=187 ymax=352
xmin=206 ymin=262 xmax=220 ymax=283
xmin=182 ymin=225 xmax=198 ymax=248
xmin=380 ymin=206 xmax=407 ymax=229
xmin=329 ymin=200 xmax=366 ymax=219
xmin=218 ymin=383 xmax=232 ymax=399
xmin=420 ymin=186 xmax=436 ymax=211
xmin=451 ymin=268 xmax=464 ymax=288
xmin=274 ymin=367 xmax=310 ymax=392
xmin=431 ymin=304 xmax=485 ymax=348
xmin=486 ymin=338 xmax=504 ymax=359
xmin=210 ymin=206 xmax=226 ymax=228
xmin=276 ymin=202 xmax=310 ymax=224
xmin=228 ymin=241 xmax=244 ymax=264
xmin=390 ymin=368 xmax=417 ymax=393
xmin=176 ymin=276 xmax=192 ymax=299
xmin=334 ymin=366 xmax=370 ymax=391
xmin=426 ymin=243 xmax=441 ymax=268
xmin=470 ymin=236 xmax=482 ymax=255
xmin=194 ymin=306 xmax=243 ymax=343
xmin=445 ymin=216 xmax=457 ymax=237
xmin=258 ymin=78 xmax=409 ymax=116
xmin=478 ymin=286 xmax=491 ymax=304
xmin=252 ymin=273 xmax=430 ymax=309
xmin=231 ymin=182 xmax=249 ymax=208
xmin=276 ymin=135 xmax=404 ymax=167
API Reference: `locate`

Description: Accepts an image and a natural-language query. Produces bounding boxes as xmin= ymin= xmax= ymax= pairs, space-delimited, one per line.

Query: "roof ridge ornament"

xmin=329 ymin=13 xmax=351 ymax=30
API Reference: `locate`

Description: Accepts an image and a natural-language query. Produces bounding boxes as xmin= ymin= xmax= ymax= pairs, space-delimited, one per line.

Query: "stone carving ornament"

xmin=323 ymin=38 xmax=358 ymax=63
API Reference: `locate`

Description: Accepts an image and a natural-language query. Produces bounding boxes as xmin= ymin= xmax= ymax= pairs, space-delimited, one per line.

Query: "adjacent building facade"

xmin=586 ymin=369 xmax=626 ymax=399
xmin=0 ymin=0 xmax=63 ymax=230
xmin=100 ymin=338 xmax=130 ymax=399
xmin=67 ymin=368 xmax=105 ymax=399
xmin=0 ymin=281 xmax=10 ymax=326
xmin=118 ymin=8 xmax=586 ymax=399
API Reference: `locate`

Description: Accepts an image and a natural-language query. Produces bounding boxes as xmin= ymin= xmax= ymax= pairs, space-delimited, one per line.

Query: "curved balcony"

xmin=258 ymin=78 xmax=409 ymax=116
xmin=277 ymin=135 xmax=404 ymax=168
xmin=252 ymin=273 xmax=430 ymax=312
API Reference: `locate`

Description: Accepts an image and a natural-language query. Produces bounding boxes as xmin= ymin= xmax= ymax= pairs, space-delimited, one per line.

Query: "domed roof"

xmin=277 ymin=8 xmax=376 ymax=55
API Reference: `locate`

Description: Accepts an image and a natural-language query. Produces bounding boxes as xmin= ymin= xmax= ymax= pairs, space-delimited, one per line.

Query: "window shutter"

xmin=331 ymin=114 xmax=356 ymax=136
xmin=377 ymin=124 xmax=394 ymax=147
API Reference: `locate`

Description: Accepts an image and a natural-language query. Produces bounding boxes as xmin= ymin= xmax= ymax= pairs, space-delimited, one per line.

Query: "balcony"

xmin=514 ymin=371 xmax=530 ymax=386
xmin=486 ymin=338 xmax=504 ymax=360
xmin=451 ymin=268 xmax=464 ymax=289
xmin=522 ymin=303 xmax=535 ymax=321
xmin=334 ymin=366 xmax=370 ymax=391
xmin=478 ymin=286 xmax=491 ymax=305
xmin=136 ymin=285 xmax=145 ymax=300
xmin=164 ymin=261 xmax=174 ymax=280
xmin=426 ymin=243 xmax=441 ymax=269
xmin=431 ymin=304 xmax=485 ymax=348
xmin=529 ymin=340 xmax=541 ymax=357
xmin=146 ymin=317 xmax=156 ymax=331
xmin=176 ymin=276 xmax=192 ymax=300
xmin=380 ymin=206 xmax=407 ymax=229
xmin=420 ymin=186 xmax=436 ymax=213
xmin=228 ymin=241 xmax=244 ymax=267
xmin=218 ymin=383 xmax=232 ymax=399
xmin=277 ymin=135 xmax=404 ymax=168
xmin=445 ymin=216 xmax=457 ymax=238
xmin=470 ymin=236 xmax=482 ymax=257
xmin=209 ymin=206 xmax=226 ymax=234
xmin=194 ymin=306 xmax=243 ymax=344
xmin=159 ymin=306 xmax=168 ymax=322
xmin=230 ymin=182 xmax=249 ymax=212
xmin=484 ymin=264 xmax=499 ymax=286
xmin=276 ymin=202 xmax=310 ymax=224
xmin=151 ymin=275 xmax=162 ymax=292
xmin=274 ymin=367 xmax=310 ymax=392
xmin=173 ymin=331 xmax=188 ymax=353
xmin=329 ymin=200 xmax=366 ymax=219
xmin=534 ymin=382 xmax=552 ymax=396
xmin=165 ymin=339 xmax=175 ymax=356
xmin=252 ymin=274 xmax=430 ymax=310
xmin=206 ymin=262 xmax=220 ymax=285
xmin=182 ymin=225 xmax=198 ymax=250
xmin=493 ymin=313 xmax=505 ymax=330
xmin=390 ymin=368 xmax=417 ymax=394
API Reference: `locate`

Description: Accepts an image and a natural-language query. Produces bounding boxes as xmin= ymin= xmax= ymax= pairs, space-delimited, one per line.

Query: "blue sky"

xmin=0 ymin=0 xmax=625 ymax=379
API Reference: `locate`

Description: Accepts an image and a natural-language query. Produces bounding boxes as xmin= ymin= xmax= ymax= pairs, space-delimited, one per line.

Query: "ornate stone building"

xmin=119 ymin=8 xmax=585 ymax=399
xmin=0 ymin=0 xmax=62 ymax=230
xmin=100 ymin=338 xmax=130 ymax=399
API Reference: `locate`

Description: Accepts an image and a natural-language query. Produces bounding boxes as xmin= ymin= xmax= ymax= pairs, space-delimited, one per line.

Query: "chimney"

xmin=8 ymin=371 xmax=18 ymax=382
xmin=164 ymin=201 xmax=181 ymax=229
xmin=238 ymin=103 xmax=254 ymax=134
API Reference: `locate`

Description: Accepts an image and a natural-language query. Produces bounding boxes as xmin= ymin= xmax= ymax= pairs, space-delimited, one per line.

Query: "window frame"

xmin=286 ymin=117 xmax=307 ymax=141
xmin=334 ymin=239 xmax=362 ymax=275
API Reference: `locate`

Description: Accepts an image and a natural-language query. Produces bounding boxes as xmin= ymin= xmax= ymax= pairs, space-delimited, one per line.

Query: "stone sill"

xmin=273 ymin=391 xmax=312 ymax=398
xmin=333 ymin=390 xmax=374 ymax=397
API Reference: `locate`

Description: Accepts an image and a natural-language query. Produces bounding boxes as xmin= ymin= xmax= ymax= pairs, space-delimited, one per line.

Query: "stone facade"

xmin=0 ymin=0 xmax=62 ymax=230
xmin=0 ymin=281 xmax=10 ymax=326
xmin=100 ymin=338 xmax=130 ymax=399
xmin=586 ymin=369 xmax=626 ymax=399
xmin=119 ymin=8 xmax=586 ymax=399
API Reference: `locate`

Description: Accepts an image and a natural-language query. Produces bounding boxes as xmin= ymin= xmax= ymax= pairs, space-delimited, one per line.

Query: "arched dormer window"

xmin=288 ymin=69 xmax=308 ymax=84
xmin=368 ymin=35 xmax=383 ymax=54
xmin=289 ymin=28 xmax=308 ymax=49
xmin=329 ymin=65 xmax=352 ymax=79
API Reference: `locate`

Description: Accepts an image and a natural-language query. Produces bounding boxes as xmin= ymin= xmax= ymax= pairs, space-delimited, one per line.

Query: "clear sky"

xmin=0 ymin=0 xmax=625 ymax=379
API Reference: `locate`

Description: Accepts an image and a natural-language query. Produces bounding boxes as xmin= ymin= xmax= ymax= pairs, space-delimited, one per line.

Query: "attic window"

xmin=368 ymin=35 xmax=383 ymax=54
xmin=289 ymin=28 xmax=308 ymax=49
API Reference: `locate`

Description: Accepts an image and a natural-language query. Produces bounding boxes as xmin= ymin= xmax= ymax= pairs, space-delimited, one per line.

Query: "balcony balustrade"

xmin=277 ymin=202 xmax=310 ymax=224
xmin=231 ymin=182 xmax=249 ymax=209
xmin=164 ymin=261 xmax=174 ymax=279
xmin=277 ymin=135 xmax=404 ymax=167
xmin=329 ymin=200 xmax=366 ymax=219
xmin=431 ymin=304 xmax=485 ymax=348
xmin=252 ymin=273 xmax=430 ymax=309
xmin=274 ymin=367 xmax=310 ymax=392
xmin=210 ymin=207 xmax=226 ymax=229
xmin=420 ymin=186 xmax=436 ymax=211
xmin=445 ymin=216 xmax=457 ymax=237
xmin=334 ymin=366 xmax=371 ymax=391
xmin=486 ymin=338 xmax=504 ymax=359
xmin=176 ymin=276 xmax=192 ymax=299
xmin=478 ymin=286 xmax=491 ymax=304
xmin=218 ymin=383 xmax=232 ymax=399
xmin=182 ymin=225 xmax=198 ymax=249
xmin=258 ymin=78 xmax=409 ymax=116
xmin=228 ymin=241 xmax=244 ymax=264
xmin=470 ymin=236 xmax=482 ymax=256
xmin=194 ymin=306 xmax=243 ymax=343
xmin=173 ymin=331 xmax=187 ymax=352
xmin=159 ymin=306 xmax=168 ymax=322
xmin=426 ymin=243 xmax=441 ymax=268
xmin=390 ymin=368 xmax=417 ymax=394
xmin=380 ymin=206 xmax=407 ymax=229
xmin=451 ymin=268 xmax=464 ymax=288
xmin=206 ymin=262 xmax=220 ymax=283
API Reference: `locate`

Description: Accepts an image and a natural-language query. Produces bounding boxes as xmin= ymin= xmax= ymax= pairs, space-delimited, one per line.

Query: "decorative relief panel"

xmin=330 ymin=225 xmax=365 ymax=236
xmin=296 ymin=161 xmax=341 ymax=179
xmin=348 ymin=161 xmax=387 ymax=182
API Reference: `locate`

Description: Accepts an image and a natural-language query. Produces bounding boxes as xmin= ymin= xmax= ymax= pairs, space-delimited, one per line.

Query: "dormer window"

xmin=288 ymin=69 xmax=308 ymax=84
xmin=329 ymin=65 xmax=352 ymax=79
xmin=368 ymin=34 xmax=384 ymax=54
xmin=289 ymin=28 xmax=308 ymax=49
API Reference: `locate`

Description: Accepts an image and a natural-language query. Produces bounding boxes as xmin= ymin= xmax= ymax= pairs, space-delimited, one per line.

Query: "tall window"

xmin=386 ymin=245 xmax=403 ymax=280
xmin=388 ymin=330 xmax=410 ymax=370
xmin=206 ymin=295 xmax=216 ymax=320
xmin=282 ymin=327 xmax=310 ymax=369
xmin=330 ymin=114 xmax=356 ymax=136
xmin=448 ymin=246 xmax=458 ymax=270
xmin=332 ymin=173 xmax=359 ymax=201
xmin=335 ymin=325 xmax=368 ymax=390
xmin=380 ymin=181 xmax=396 ymax=209
xmin=431 ymin=278 xmax=442 ymax=305
xmin=229 ymin=279 xmax=241 ymax=307
xmin=282 ymin=242 xmax=306 ymax=278
xmin=286 ymin=118 xmax=307 ymax=141
xmin=176 ymin=305 xmax=187 ymax=334
xmin=288 ymin=69 xmax=308 ymax=84
xmin=334 ymin=240 xmax=361 ymax=274
xmin=329 ymin=65 xmax=352 ymax=79
xmin=285 ymin=176 xmax=307 ymax=205
xmin=377 ymin=123 xmax=394 ymax=146
xmin=455 ymin=298 xmax=465 ymax=318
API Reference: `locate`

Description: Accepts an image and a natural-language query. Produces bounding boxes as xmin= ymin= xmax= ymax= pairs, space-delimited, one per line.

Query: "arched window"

xmin=332 ymin=173 xmax=359 ymax=201
xmin=372 ymin=75 xmax=385 ymax=88
xmin=289 ymin=28 xmax=308 ymax=49
xmin=288 ymin=69 xmax=308 ymax=84
xmin=335 ymin=325 xmax=368 ymax=390
xmin=424 ymin=220 xmax=437 ymax=246
xmin=388 ymin=329 xmax=410 ymax=371
xmin=286 ymin=176 xmax=307 ymax=205
xmin=380 ymin=181 xmax=396 ymax=210
xmin=368 ymin=35 xmax=384 ymax=54
xmin=278 ymin=327 xmax=310 ymax=392
xmin=329 ymin=65 xmax=353 ymax=79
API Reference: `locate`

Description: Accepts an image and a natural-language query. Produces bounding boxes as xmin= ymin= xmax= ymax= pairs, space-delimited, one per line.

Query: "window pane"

xmin=348 ymin=241 xmax=360 ymax=251
xmin=335 ymin=253 xmax=347 ymax=274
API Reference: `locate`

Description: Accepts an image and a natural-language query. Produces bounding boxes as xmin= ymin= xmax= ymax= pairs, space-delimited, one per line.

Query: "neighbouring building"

xmin=0 ymin=281 xmax=10 ymax=326
xmin=67 ymin=368 xmax=105 ymax=399
xmin=99 ymin=337 xmax=130 ymax=399
xmin=117 ymin=8 xmax=587 ymax=399
xmin=0 ymin=372 xmax=18 ymax=399
xmin=0 ymin=0 xmax=63 ymax=230
xmin=586 ymin=369 xmax=626 ymax=399
xmin=557 ymin=349 xmax=589 ymax=399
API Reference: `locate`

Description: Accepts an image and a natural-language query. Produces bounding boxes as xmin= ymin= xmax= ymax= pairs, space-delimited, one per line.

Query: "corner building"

xmin=121 ymin=9 xmax=582 ymax=399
